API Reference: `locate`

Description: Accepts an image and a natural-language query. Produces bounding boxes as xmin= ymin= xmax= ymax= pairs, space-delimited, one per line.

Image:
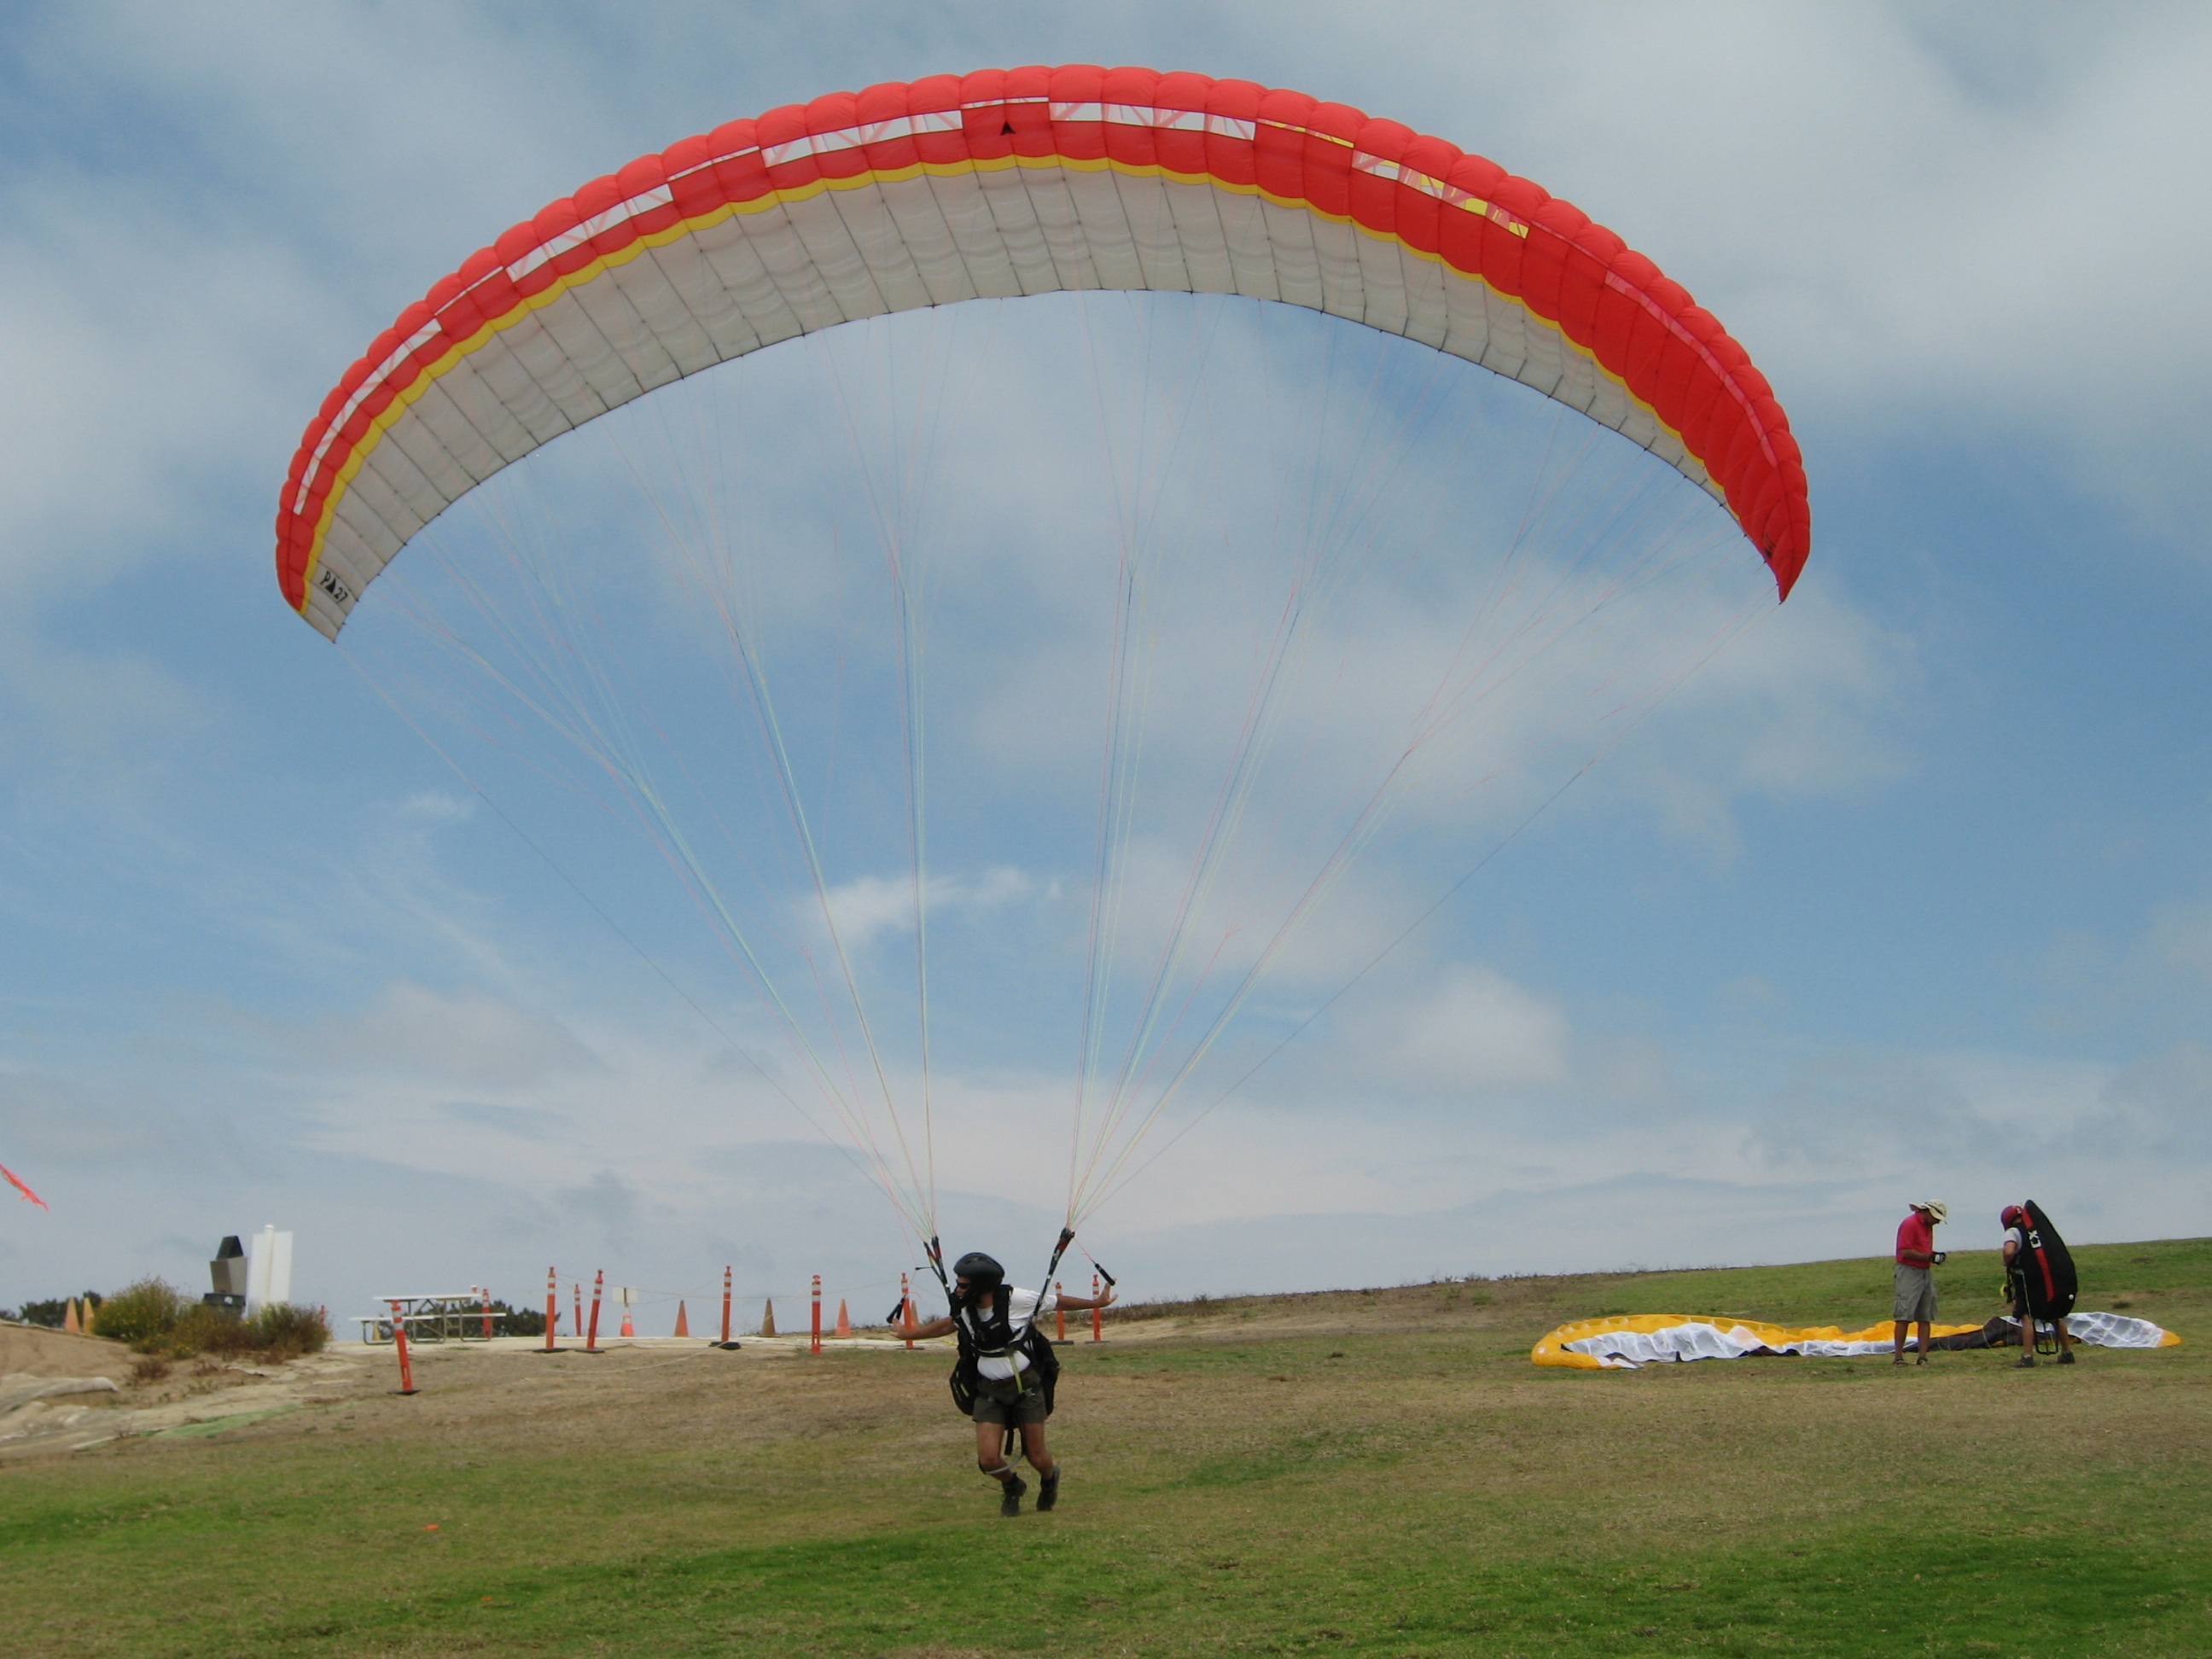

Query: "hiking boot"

xmin=998 ymin=1474 xmax=1027 ymax=1517
xmin=2058 ymin=1349 xmax=2076 ymax=1365
xmin=1037 ymin=1468 xmax=1060 ymax=1512
xmin=2013 ymin=1355 xmax=2036 ymax=1368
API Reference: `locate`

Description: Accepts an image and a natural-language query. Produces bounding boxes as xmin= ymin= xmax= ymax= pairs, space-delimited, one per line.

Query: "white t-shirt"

xmin=969 ymin=1286 xmax=1057 ymax=1382
xmin=2004 ymin=1225 xmax=2027 ymax=1257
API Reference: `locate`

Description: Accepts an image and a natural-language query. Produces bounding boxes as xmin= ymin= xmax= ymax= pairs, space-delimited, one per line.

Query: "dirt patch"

xmin=1 ymin=1337 xmax=376 ymax=1463
xmin=0 ymin=1322 xmax=135 ymax=1382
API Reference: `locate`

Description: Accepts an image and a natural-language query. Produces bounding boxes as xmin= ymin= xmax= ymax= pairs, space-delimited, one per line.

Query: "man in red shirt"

xmin=1891 ymin=1201 xmax=1947 ymax=1365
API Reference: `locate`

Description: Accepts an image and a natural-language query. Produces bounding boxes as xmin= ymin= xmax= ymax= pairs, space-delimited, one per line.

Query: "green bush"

xmin=96 ymin=1278 xmax=188 ymax=1347
xmin=149 ymin=1301 xmax=330 ymax=1361
xmin=57 ymin=1278 xmax=330 ymax=1361
xmin=156 ymin=1303 xmax=253 ymax=1358
xmin=251 ymin=1302 xmax=330 ymax=1359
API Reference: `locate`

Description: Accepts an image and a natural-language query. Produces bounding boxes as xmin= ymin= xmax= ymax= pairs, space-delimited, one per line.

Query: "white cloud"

xmin=0 ymin=184 xmax=323 ymax=599
xmin=1749 ymin=1038 xmax=2212 ymax=1198
xmin=1348 ymin=963 xmax=1575 ymax=1096
xmin=282 ymin=981 xmax=601 ymax=1088
xmin=818 ymin=865 xmax=1039 ymax=949
xmin=1606 ymin=579 xmax=1914 ymax=857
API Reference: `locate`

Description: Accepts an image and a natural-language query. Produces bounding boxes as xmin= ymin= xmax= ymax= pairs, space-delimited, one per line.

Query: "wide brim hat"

xmin=1912 ymin=1201 xmax=1948 ymax=1225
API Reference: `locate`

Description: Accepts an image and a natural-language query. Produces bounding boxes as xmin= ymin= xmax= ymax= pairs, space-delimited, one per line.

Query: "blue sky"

xmin=3 ymin=3 xmax=2208 ymax=1327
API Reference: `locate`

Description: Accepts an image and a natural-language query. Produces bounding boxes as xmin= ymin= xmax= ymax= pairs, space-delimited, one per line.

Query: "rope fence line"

xmin=568 ymin=1272 xmax=905 ymax=1307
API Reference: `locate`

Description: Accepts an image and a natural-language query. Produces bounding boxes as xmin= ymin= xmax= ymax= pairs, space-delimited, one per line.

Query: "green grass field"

xmin=6 ymin=1237 xmax=2208 ymax=1656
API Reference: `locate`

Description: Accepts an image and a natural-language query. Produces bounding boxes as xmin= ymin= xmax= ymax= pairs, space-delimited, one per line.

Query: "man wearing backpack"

xmin=2003 ymin=1202 xmax=2078 ymax=1367
xmin=902 ymin=1250 xmax=1117 ymax=1515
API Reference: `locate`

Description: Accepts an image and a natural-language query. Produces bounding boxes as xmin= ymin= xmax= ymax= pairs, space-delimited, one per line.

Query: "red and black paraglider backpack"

xmin=2011 ymin=1201 xmax=2078 ymax=1321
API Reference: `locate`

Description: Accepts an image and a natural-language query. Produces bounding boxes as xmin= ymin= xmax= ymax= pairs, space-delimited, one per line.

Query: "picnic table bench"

xmin=355 ymin=1293 xmax=504 ymax=1344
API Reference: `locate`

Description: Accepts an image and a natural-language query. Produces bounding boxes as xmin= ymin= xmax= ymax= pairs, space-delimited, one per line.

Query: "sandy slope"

xmin=0 ymin=1320 xmax=379 ymax=1462
xmin=0 ymin=1322 xmax=135 ymax=1381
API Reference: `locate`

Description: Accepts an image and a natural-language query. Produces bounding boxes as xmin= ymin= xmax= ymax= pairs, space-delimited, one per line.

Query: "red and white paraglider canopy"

xmin=276 ymin=66 xmax=1808 ymax=638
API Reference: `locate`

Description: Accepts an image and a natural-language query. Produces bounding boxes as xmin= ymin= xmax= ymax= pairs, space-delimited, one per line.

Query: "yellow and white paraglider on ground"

xmin=1533 ymin=1311 xmax=2182 ymax=1370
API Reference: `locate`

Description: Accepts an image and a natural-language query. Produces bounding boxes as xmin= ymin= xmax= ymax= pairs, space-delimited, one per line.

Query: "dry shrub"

xmin=154 ymin=1301 xmax=330 ymax=1361
xmin=128 ymin=1353 xmax=172 ymax=1386
xmin=159 ymin=1304 xmax=258 ymax=1358
xmin=97 ymin=1278 xmax=189 ymax=1348
xmin=251 ymin=1302 xmax=330 ymax=1359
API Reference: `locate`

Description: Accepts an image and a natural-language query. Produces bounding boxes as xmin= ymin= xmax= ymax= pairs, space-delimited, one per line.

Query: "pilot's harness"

xmin=922 ymin=1230 xmax=1116 ymax=1453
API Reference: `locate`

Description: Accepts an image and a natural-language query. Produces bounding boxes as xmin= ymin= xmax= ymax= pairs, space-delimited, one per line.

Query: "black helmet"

xmin=952 ymin=1251 xmax=1004 ymax=1289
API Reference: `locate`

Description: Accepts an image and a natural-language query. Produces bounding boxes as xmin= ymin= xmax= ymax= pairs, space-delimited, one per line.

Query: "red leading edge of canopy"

xmin=276 ymin=67 xmax=1811 ymax=613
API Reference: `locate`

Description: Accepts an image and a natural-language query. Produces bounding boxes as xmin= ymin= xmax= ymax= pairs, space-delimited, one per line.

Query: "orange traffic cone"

xmin=63 ymin=1298 xmax=80 ymax=1335
xmin=620 ymin=1307 xmax=636 ymax=1337
xmin=674 ymin=1301 xmax=690 ymax=1337
xmin=835 ymin=1299 xmax=852 ymax=1339
xmin=760 ymin=1298 xmax=777 ymax=1337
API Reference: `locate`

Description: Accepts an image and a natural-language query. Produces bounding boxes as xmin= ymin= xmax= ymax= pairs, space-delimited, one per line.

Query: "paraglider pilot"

xmin=901 ymin=1251 xmax=1117 ymax=1516
xmin=1891 ymin=1201 xmax=1947 ymax=1365
xmin=2002 ymin=1203 xmax=2076 ymax=1367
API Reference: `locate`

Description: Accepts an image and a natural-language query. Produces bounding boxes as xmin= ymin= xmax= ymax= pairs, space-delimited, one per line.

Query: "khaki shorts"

xmin=1894 ymin=1264 xmax=1938 ymax=1323
xmin=971 ymin=1378 xmax=1047 ymax=1427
